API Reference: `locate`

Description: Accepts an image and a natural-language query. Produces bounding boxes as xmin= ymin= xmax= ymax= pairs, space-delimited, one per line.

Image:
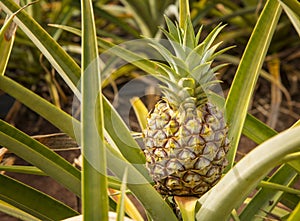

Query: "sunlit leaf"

xmin=197 ymin=126 xmax=300 ymax=220
xmin=280 ymin=1 xmax=300 ymax=37
xmin=0 ymin=120 xmax=81 ymax=196
xmin=81 ymin=0 xmax=109 ymax=219
xmin=0 ymin=174 xmax=79 ymax=220
xmin=0 ymin=0 xmax=81 ymax=97
xmin=225 ymin=0 xmax=282 ymax=168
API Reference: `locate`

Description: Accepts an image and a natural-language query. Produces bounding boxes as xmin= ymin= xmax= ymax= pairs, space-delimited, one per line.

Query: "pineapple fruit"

xmin=143 ymin=16 xmax=230 ymax=197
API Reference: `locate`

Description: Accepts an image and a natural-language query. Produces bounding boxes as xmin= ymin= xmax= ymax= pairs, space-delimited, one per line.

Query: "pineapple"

xmin=143 ymin=17 xmax=230 ymax=197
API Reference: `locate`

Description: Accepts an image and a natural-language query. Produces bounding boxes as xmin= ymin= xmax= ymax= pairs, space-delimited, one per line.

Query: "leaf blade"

xmin=225 ymin=0 xmax=282 ymax=167
xmin=0 ymin=120 xmax=81 ymax=196
xmin=0 ymin=0 xmax=81 ymax=96
xmin=197 ymin=127 xmax=300 ymax=220
xmin=81 ymin=0 xmax=109 ymax=219
xmin=0 ymin=174 xmax=79 ymax=220
xmin=280 ymin=0 xmax=300 ymax=37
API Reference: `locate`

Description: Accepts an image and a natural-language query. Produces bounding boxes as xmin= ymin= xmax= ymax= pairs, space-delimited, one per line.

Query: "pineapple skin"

xmin=143 ymin=100 xmax=230 ymax=196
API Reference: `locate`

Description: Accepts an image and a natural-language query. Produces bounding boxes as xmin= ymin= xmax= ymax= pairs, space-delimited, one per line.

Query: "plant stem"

xmin=174 ymin=196 xmax=198 ymax=221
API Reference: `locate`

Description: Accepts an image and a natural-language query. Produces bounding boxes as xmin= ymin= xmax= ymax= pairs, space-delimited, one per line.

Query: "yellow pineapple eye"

xmin=165 ymin=138 xmax=180 ymax=150
xmin=185 ymin=118 xmax=201 ymax=134
xmin=166 ymin=120 xmax=179 ymax=136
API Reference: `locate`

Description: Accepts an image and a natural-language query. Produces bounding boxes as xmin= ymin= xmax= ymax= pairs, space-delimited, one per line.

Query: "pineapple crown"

xmin=148 ymin=16 xmax=231 ymax=109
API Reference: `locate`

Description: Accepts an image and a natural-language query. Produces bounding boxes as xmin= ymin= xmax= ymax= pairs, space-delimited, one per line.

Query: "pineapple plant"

xmin=142 ymin=14 xmax=231 ymax=197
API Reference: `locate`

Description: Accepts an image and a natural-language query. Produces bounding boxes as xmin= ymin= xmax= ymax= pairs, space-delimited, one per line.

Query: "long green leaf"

xmin=239 ymin=115 xmax=300 ymax=220
xmin=225 ymin=0 xmax=282 ymax=167
xmin=103 ymin=97 xmax=146 ymax=166
xmin=179 ymin=0 xmax=190 ymax=29
xmin=116 ymin=168 xmax=128 ymax=221
xmin=0 ymin=174 xmax=79 ymax=220
xmin=289 ymin=159 xmax=300 ymax=174
xmin=0 ymin=164 xmax=122 ymax=190
xmin=0 ymin=200 xmax=39 ymax=221
xmin=0 ymin=165 xmax=45 ymax=176
xmin=280 ymin=0 xmax=300 ymax=37
xmin=239 ymin=164 xmax=298 ymax=220
xmin=0 ymin=0 xmax=36 ymax=74
xmin=197 ymin=126 xmax=300 ymax=220
xmin=0 ymin=75 xmax=80 ymax=140
xmin=259 ymin=180 xmax=300 ymax=195
xmin=0 ymin=120 xmax=81 ymax=196
xmin=242 ymin=114 xmax=277 ymax=144
xmin=280 ymin=0 xmax=300 ymax=18
xmin=288 ymin=201 xmax=300 ymax=221
xmin=81 ymin=0 xmax=109 ymax=219
xmin=0 ymin=8 xmax=16 ymax=75
xmin=0 ymin=0 xmax=81 ymax=97
xmin=49 ymin=0 xmax=75 ymax=40
xmin=281 ymin=192 xmax=300 ymax=213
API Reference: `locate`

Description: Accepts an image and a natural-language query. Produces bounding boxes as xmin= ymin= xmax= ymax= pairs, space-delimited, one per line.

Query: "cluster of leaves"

xmin=0 ymin=0 xmax=300 ymax=220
